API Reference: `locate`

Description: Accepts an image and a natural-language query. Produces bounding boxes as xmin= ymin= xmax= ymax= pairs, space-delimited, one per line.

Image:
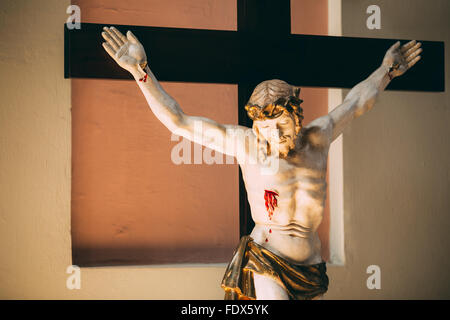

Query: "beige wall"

xmin=327 ymin=0 xmax=450 ymax=299
xmin=0 ymin=0 xmax=449 ymax=299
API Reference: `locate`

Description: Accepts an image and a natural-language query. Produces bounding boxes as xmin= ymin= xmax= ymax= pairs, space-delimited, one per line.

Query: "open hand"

xmin=101 ymin=26 xmax=148 ymax=76
xmin=382 ymin=40 xmax=422 ymax=79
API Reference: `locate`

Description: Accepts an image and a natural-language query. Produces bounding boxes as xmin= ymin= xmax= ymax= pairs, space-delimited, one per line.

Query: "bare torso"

xmin=240 ymin=131 xmax=329 ymax=265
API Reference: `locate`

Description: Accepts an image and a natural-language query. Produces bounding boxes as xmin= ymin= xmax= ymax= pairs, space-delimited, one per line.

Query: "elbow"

xmin=356 ymin=97 xmax=377 ymax=118
xmin=353 ymin=107 xmax=365 ymax=118
xmin=346 ymin=82 xmax=378 ymax=118
xmin=167 ymin=117 xmax=185 ymax=134
xmin=166 ymin=113 xmax=191 ymax=137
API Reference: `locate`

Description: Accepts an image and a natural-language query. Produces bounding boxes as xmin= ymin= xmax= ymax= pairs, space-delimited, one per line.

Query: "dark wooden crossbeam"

xmin=64 ymin=0 xmax=445 ymax=237
xmin=64 ymin=24 xmax=444 ymax=91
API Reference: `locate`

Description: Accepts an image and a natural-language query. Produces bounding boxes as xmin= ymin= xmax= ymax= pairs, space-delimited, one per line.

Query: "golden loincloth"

xmin=221 ymin=235 xmax=329 ymax=300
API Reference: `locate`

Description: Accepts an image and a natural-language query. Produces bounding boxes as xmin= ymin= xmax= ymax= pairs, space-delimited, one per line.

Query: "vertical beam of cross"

xmin=237 ymin=0 xmax=292 ymax=236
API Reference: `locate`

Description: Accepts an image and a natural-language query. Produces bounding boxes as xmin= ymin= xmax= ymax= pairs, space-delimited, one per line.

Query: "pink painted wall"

xmin=73 ymin=0 xmax=236 ymax=30
xmin=72 ymin=79 xmax=238 ymax=265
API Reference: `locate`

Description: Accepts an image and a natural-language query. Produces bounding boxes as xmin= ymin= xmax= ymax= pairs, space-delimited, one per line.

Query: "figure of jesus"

xmin=101 ymin=26 xmax=422 ymax=300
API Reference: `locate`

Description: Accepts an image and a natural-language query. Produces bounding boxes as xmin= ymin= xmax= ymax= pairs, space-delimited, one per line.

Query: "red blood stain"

xmin=269 ymin=229 xmax=272 ymax=233
xmin=264 ymin=190 xmax=279 ymax=220
xmin=139 ymin=74 xmax=148 ymax=82
xmin=265 ymin=238 xmax=268 ymax=242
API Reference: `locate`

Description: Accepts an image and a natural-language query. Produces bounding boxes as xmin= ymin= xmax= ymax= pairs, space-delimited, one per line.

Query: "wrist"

xmin=130 ymin=65 xmax=146 ymax=80
xmin=381 ymin=63 xmax=394 ymax=81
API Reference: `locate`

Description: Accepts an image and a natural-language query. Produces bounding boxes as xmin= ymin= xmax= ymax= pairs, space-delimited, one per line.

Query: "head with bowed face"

xmin=245 ymin=79 xmax=304 ymax=158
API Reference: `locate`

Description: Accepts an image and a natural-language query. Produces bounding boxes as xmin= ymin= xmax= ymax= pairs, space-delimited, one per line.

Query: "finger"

xmin=101 ymin=31 xmax=120 ymax=50
xmin=406 ymin=47 xmax=422 ymax=62
xmin=104 ymin=26 xmax=123 ymax=47
xmin=407 ymin=55 xmax=421 ymax=69
xmin=126 ymin=30 xmax=140 ymax=44
xmin=111 ymin=26 xmax=127 ymax=44
xmin=390 ymin=41 xmax=401 ymax=51
xmin=404 ymin=42 xmax=421 ymax=58
xmin=401 ymin=40 xmax=417 ymax=53
xmin=102 ymin=42 xmax=116 ymax=59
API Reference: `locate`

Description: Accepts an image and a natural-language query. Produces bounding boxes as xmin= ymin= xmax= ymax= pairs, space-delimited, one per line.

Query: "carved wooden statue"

xmin=101 ymin=26 xmax=421 ymax=299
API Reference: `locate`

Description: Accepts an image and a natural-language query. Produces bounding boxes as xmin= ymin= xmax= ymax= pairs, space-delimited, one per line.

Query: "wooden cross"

xmin=65 ymin=0 xmax=444 ymax=237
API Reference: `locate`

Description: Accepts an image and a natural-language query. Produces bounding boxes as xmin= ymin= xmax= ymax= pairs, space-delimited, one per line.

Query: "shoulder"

xmin=223 ymin=124 xmax=255 ymax=142
xmin=222 ymin=124 xmax=258 ymax=161
xmin=302 ymin=115 xmax=333 ymax=148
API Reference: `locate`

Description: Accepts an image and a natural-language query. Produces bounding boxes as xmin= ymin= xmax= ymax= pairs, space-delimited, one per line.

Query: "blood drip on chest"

xmin=264 ymin=190 xmax=279 ymax=243
xmin=264 ymin=190 xmax=279 ymax=220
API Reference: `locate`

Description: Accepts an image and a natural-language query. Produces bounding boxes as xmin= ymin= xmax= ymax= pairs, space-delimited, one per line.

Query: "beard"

xmin=267 ymin=137 xmax=295 ymax=158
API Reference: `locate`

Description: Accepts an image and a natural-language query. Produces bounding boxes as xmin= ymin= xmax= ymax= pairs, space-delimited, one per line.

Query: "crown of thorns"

xmin=245 ymin=95 xmax=304 ymax=121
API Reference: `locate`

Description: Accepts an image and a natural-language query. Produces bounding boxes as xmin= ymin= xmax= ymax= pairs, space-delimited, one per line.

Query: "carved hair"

xmin=245 ymin=79 xmax=304 ymax=126
xmin=248 ymin=79 xmax=298 ymax=107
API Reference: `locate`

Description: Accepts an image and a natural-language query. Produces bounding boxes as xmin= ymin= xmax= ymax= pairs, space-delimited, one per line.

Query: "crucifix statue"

xmin=100 ymin=25 xmax=421 ymax=300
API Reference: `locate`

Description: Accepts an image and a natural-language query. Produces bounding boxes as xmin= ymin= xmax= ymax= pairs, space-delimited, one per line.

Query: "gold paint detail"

xmin=139 ymin=61 xmax=148 ymax=71
xmin=221 ymin=236 xmax=329 ymax=300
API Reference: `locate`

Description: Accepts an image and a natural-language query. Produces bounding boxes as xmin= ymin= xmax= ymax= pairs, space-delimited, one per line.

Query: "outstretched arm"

xmin=101 ymin=26 xmax=250 ymax=157
xmin=327 ymin=40 xmax=422 ymax=142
